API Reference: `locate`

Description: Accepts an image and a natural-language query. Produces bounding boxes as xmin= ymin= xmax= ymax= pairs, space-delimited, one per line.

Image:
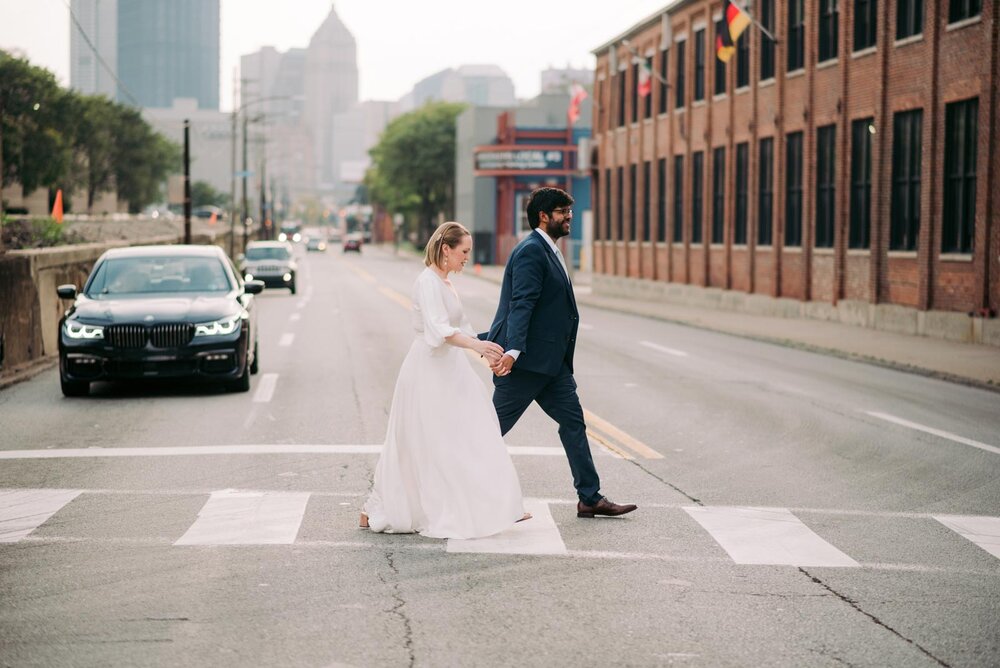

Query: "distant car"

xmin=305 ymin=237 xmax=327 ymax=252
xmin=343 ymin=234 xmax=362 ymax=253
xmin=55 ymin=244 xmax=263 ymax=397
xmin=240 ymin=241 xmax=298 ymax=293
xmin=192 ymin=205 xmax=224 ymax=219
xmin=278 ymin=222 xmax=302 ymax=243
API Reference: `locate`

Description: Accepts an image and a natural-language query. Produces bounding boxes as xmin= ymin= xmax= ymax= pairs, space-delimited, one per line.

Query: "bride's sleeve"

xmin=416 ymin=276 xmax=460 ymax=347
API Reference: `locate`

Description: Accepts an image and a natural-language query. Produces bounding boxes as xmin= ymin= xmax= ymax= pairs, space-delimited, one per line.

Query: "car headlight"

xmin=278 ymin=233 xmax=287 ymax=241
xmin=244 ymin=273 xmax=254 ymax=281
xmin=64 ymin=321 xmax=105 ymax=339
xmin=283 ymin=273 xmax=292 ymax=282
xmin=194 ymin=314 xmax=244 ymax=337
xmin=292 ymin=233 xmax=301 ymax=242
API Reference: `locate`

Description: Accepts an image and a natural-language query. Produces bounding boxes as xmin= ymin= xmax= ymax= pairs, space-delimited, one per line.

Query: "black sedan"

xmin=56 ymin=245 xmax=264 ymax=397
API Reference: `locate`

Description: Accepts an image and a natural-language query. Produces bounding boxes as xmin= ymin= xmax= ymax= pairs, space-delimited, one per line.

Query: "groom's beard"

xmin=545 ymin=217 xmax=570 ymax=239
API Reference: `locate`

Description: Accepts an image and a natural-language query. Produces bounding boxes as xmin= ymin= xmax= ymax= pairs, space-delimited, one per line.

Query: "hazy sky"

xmin=0 ymin=0 xmax=670 ymax=110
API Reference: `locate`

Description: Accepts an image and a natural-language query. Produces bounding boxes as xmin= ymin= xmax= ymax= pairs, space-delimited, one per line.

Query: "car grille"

xmin=251 ymin=265 xmax=285 ymax=273
xmin=106 ymin=323 xmax=195 ymax=349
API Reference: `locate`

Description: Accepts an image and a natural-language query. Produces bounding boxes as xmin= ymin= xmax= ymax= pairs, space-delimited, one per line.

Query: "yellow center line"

xmin=586 ymin=429 xmax=633 ymax=460
xmin=584 ymin=409 xmax=664 ymax=460
xmin=378 ymin=286 xmax=412 ymax=311
xmin=344 ymin=263 xmax=377 ymax=284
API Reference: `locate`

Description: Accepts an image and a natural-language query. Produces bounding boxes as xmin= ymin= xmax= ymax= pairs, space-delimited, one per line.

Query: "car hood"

xmin=70 ymin=294 xmax=240 ymax=325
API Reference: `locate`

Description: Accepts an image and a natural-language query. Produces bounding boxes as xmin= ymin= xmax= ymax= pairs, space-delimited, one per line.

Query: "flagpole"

xmin=621 ymin=39 xmax=668 ymax=87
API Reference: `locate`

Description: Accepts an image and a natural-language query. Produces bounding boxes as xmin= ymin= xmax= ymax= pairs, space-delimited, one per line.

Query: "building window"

xmin=736 ymin=26 xmax=750 ymax=87
xmin=816 ymin=125 xmax=836 ymax=248
xmin=785 ymin=131 xmax=804 ymax=247
xmin=643 ymin=67 xmax=653 ymax=119
xmin=735 ymin=143 xmax=748 ymax=244
xmin=604 ymin=168 xmax=612 ymax=241
xmin=788 ymin=0 xmax=805 ymax=71
xmin=692 ymin=151 xmax=704 ymax=243
xmin=673 ymin=155 xmax=684 ymax=242
xmin=659 ymin=48 xmax=669 ymax=114
xmin=631 ymin=62 xmax=639 ymax=124
xmin=854 ymin=0 xmax=877 ymax=50
xmin=617 ymin=70 xmax=626 ymax=127
xmin=629 ymin=164 xmax=637 ymax=240
xmin=850 ymin=118 xmax=873 ymax=249
xmin=949 ymin=0 xmax=981 ymax=23
xmin=657 ymin=157 xmax=667 ymax=242
xmin=616 ymin=166 xmax=624 ymax=240
xmin=675 ymin=40 xmax=686 ymax=108
xmin=694 ymin=30 xmax=706 ymax=101
xmin=712 ymin=147 xmax=726 ymax=244
xmin=890 ymin=109 xmax=923 ymax=251
xmin=897 ymin=0 xmax=924 ymax=39
xmin=642 ymin=161 xmax=652 ymax=241
xmin=760 ymin=0 xmax=776 ymax=80
xmin=758 ymin=138 xmax=774 ymax=246
xmin=819 ymin=0 xmax=839 ymax=62
xmin=943 ymin=98 xmax=978 ymax=254
xmin=714 ymin=42 xmax=727 ymax=95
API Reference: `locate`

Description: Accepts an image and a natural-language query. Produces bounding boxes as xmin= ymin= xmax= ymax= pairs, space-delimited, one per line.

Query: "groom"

xmin=481 ymin=187 xmax=637 ymax=518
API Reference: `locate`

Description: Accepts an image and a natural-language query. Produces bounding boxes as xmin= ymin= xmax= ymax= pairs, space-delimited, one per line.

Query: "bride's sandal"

xmin=517 ymin=512 xmax=532 ymax=523
xmin=359 ymin=513 xmax=370 ymax=529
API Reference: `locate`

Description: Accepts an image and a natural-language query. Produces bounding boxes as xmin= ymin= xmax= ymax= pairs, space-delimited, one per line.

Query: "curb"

xmin=0 ymin=356 xmax=58 ymax=392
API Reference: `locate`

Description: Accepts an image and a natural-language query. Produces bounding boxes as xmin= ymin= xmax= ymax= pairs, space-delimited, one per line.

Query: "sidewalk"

xmin=466 ymin=262 xmax=1000 ymax=392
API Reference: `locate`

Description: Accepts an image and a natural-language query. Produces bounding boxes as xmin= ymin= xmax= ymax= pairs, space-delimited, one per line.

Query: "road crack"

xmin=379 ymin=550 xmax=415 ymax=667
xmin=622 ymin=459 xmax=702 ymax=505
xmin=799 ymin=568 xmax=951 ymax=667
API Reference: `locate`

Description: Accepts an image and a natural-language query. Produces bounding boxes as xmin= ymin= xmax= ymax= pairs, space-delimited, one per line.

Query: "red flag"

xmin=567 ymin=83 xmax=588 ymax=125
xmin=636 ymin=58 xmax=653 ymax=97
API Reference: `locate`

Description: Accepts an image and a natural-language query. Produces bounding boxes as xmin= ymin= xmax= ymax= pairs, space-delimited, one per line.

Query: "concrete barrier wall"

xmin=0 ymin=231 xmax=238 ymax=374
xmin=592 ymin=274 xmax=1000 ymax=348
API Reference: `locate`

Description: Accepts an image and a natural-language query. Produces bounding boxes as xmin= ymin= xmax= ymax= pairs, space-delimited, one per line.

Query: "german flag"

xmin=724 ymin=0 xmax=751 ymax=42
xmin=716 ymin=18 xmax=735 ymax=62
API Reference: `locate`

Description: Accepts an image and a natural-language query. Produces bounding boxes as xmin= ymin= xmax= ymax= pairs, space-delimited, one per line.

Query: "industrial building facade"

xmin=590 ymin=0 xmax=998 ymax=316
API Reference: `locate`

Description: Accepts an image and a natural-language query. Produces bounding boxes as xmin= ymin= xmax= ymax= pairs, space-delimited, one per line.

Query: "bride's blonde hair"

xmin=424 ymin=221 xmax=471 ymax=268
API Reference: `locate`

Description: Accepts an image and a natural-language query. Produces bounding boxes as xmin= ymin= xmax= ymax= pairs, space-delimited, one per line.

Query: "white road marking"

xmin=934 ymin=515 xmax=1000 ymax=560
xmin=640 ymin=340 xmax=689 ymax=357
xmin=866 ymin=411 xmax=1000 ymax=456
xmin=252 ymin=373 xmax=279 ymax=402
xmin=447 ymin=499 xmax=567 ymax=555
xmin=684 ymin=506 xmax=860 ymax=567
xmin=579 ymin=323 xmax=594 ymax=331
xmin=296 ymin=299 xmax=309 ymax=310
xmin=0 ymin=445 xmax=576 ymax=459
xmin=279 ymin=333 xmax=295 ymax=347
xmin=290 ymin=313 xmax=301 ymax=322
xmin=174 ymin=489 xmax=310 ymax=545
xmin=0 ymin=489 xmax=81 ymax=543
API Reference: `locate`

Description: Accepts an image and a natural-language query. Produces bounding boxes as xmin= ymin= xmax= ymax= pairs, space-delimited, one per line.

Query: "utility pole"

xmin=259 ymin=154 xmax=266 ymax=240
xmin=183 ymin=119 xmax=192 ymax=244
xmin=228 ymin=71 xmax=238 ymax=259
xmin=241 ymin=113 xmax=249 ymax=253
xmin=0 ymin=91 xmax=6 ymax=255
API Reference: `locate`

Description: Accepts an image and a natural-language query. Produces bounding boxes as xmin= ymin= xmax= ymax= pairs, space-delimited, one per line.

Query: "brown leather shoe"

xmin=577 ymin=498 xmax=637 ymax=518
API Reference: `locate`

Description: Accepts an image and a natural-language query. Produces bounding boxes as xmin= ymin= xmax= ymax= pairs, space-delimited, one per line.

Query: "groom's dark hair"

xmin=526 ymin=187 xmax=574 ymax=229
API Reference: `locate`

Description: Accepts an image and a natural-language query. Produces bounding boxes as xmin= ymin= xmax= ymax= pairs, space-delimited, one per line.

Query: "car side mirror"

xmin=236 ymin=253 xmax=245 ymax=262
xmin=56 ymin=284 xmax=78 ymax=300
xmin=244 ymin=280 xmax=265 ymax=295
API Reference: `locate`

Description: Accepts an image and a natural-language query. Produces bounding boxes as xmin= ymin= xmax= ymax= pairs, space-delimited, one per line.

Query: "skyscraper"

xmin=117 ymin=0 xmax=220 ymax=109
xmin=69 ymin=0 xmax=118 ymax=99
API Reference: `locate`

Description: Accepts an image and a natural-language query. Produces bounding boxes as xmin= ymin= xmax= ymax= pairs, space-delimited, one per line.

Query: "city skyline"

xmin=0 ymin=0 xmax=672 ymax=109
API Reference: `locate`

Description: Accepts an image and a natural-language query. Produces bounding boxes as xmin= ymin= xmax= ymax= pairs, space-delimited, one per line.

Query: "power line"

xmin=62 ymin=0 xmax=139 ymax=106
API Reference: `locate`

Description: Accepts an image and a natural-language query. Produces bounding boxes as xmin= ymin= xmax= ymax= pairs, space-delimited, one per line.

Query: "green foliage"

xmin=365 ymin=101 xmax=465 ymax=244
xmin=191 ymin=180 xmax=227 ymax=208
xmin=0 ymin=216 xmax=82 ymax=249
xmin=1 ymin=50 xmax=179 ymax=214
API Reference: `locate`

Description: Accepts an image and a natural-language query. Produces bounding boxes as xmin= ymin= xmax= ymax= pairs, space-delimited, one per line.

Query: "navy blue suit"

xmin=481 ymin=230 xmax=602 ymax=505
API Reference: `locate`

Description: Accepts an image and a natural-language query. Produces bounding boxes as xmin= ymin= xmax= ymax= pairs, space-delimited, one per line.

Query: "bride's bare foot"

xmin=359 ymin=512 xmax=370 ymax=529
xmin=517 ymin=512 xmax=532 ymax=523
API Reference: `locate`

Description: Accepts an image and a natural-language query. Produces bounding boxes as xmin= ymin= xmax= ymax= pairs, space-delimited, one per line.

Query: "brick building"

xmin=590 ymin=0 xmax=998 ymax=319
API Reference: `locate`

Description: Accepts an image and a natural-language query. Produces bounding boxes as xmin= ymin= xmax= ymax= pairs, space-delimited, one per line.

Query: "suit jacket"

xmin=480 ymin=230 xmax=579 ymax=377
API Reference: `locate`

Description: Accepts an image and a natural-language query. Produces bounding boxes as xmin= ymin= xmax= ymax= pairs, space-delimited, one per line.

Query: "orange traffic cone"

xmin=51 ymin=189 xmax=64 ymax=224
xmin=208 ymin=211 xmax=218 ymax=226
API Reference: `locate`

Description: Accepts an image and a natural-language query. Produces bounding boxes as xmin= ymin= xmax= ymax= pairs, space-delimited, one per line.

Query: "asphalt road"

xmin=1 ymin=243 xmax=998 ymax=667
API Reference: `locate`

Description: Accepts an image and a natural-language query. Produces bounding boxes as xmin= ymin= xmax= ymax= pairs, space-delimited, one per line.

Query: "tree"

xmin=114 ymin=107 xmax=180 ymax=212
xmin=190 ymin=180 xmax=227 ymax=209
xmin=365 ymin=101 xmax=465 ymax=244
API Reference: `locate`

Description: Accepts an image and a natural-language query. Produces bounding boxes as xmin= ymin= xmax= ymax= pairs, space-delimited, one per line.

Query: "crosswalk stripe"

xmin=447 ymin=499 xmax=567 ymax=555
xmin=0 ymin=489 xmax=81 ymax=543
xmin=174 ymin=490 xmax=311 ymax=545
xmin=684 ymin=506 xmax=860 ymax=567
xmin=933 ymin=515 xmax=1000 ymax=560
xmin=0 ymin=445 xmax=583 ymax=459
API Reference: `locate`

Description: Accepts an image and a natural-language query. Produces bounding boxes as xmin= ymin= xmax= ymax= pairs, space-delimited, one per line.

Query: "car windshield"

xmin=245 ymin=246 xmax=290 ymax=261
xmin=86 ymin=256 xmax=233 ymax=297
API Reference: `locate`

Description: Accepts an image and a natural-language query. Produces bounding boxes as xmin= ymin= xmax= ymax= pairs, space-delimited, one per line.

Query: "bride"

xmin=361 ymin=222 xmax=530 ymax=539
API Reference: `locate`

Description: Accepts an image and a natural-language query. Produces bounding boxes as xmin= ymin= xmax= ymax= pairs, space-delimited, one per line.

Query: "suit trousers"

xmin=493 ymin=363 xmax=602 ymax=505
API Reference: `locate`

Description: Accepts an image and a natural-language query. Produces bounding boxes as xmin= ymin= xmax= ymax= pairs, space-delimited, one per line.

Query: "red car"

xmin=343 ymin=235 xmax=362 ymax=253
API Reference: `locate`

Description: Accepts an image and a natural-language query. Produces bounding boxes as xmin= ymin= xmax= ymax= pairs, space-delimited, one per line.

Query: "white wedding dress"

xmin=363 ymin=267 xmax=525 ymax=539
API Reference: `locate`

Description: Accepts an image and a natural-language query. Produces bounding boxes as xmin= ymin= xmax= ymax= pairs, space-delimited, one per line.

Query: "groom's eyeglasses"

xmin=551 ymin=207 xmax=573 ymax=217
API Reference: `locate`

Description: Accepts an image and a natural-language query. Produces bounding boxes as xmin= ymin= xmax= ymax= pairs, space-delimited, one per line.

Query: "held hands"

xmin=491 ymin=354 xmax=514 ymax=377
xmin=476 ymin=340 xmax=505 ymax=365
